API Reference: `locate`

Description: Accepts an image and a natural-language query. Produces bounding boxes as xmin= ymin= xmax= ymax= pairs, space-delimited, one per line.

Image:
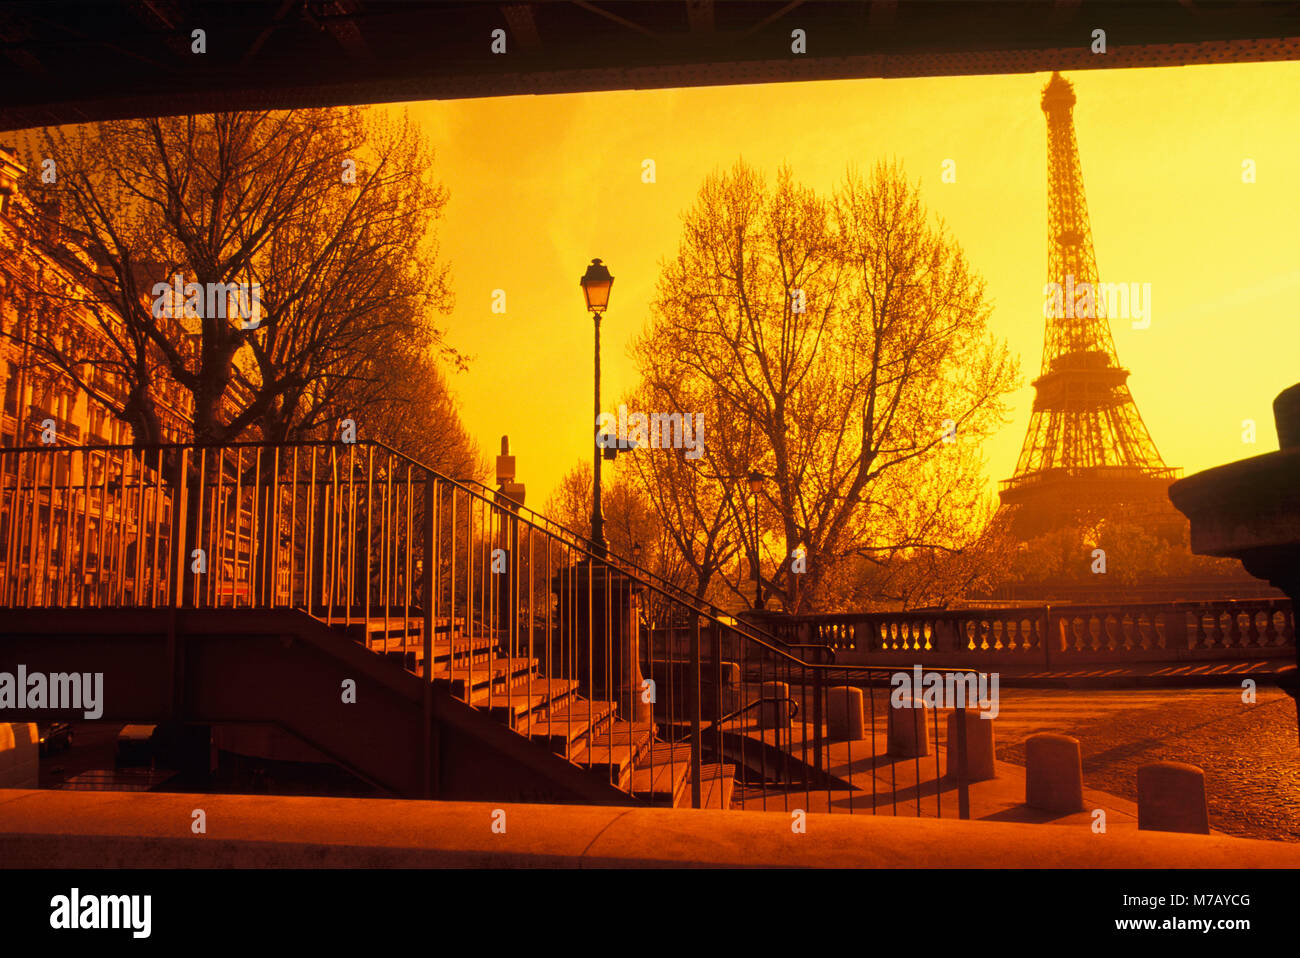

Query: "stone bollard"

xmin=759 ymin=681 xmax=791 ymax=729
xmin=887 ymin=698 xmax=932 ymax=757
xmin=0 ymin=723 xmax=39 ymax=789
xmin=826 ymin=686 xmax=866 ymax=741
xmin=1025 ymin=733 xmax=1084 ymax=812
xmin=1138 ymin=762 xmax=1210 ymax=834
xmin=945 ymin=709 xmax=996 ymax=782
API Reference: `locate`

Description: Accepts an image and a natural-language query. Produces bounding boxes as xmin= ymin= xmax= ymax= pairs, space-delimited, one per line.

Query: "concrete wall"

xmin=5 ymin=789 xmax=1300 ymax=868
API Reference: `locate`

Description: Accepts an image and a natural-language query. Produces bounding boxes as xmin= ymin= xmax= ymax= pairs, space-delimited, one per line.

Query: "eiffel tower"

xmin=1000 ymin=72 xmax=1182 ymax=539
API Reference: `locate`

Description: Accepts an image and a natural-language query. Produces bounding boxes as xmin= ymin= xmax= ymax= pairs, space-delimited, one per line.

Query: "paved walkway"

xmin=726 ymin=717 xmax=1140 ymax=829
xmin=992 ymin=686 xmax=1300 ymax=842
xmin=723 ymin=684 xmax=1299 ymax=840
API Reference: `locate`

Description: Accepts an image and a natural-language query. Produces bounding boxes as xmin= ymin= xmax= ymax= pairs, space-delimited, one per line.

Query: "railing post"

xmin=172 ymin=448 xmax=190 ymax=609
xmin=812 ymin=653 xmax=823 ymax=776
xmin=422 ymin=473 xmax=436 ymax=800
xmin=710 ymin=618 xmax=723 ymax=761
xmin=1041 ymin=604 xmax=1052 ymax=668
xmin=955 ymin=700 xmax=971 ymax=819
xmin=690 ymin=613 xmax=702 ymax=809
xmin=166 ymin=449 xmax=189 ymax=722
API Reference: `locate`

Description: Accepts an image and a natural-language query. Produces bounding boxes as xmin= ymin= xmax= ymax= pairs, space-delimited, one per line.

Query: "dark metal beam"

xmin=1 ymin=2 xmax=1298 ymax=132
xmin=571 ymin=1 xmax=661 ymax=41
xmin=502 ymin=3 xmax=542 ymax=50
xmin=686 ymin=0 xmax=714 ymax=34
xmin=742 ymin=1 xmax=805 ymax=37
xmin=320 ymin=0 xmax=374 ymax=61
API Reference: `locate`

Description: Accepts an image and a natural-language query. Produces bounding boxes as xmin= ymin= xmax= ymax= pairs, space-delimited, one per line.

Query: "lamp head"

xmin=580 ymin=258 xmax=614 ymax=313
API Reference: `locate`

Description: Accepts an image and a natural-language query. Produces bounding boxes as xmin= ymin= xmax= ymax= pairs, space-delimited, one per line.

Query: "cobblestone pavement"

xmin=994 ymin=687 xmax=1300 ymax=842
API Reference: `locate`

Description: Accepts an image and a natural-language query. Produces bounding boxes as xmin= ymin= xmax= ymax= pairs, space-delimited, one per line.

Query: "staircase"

xmin=0 ymin=439 xmax=881 ymax=814
xmin=357 ymin=615 xmax=735 ymax=808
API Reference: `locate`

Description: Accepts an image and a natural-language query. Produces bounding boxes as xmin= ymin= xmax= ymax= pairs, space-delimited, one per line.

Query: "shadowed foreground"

xmin=4 ymin=789 xmax=1300 ymax=868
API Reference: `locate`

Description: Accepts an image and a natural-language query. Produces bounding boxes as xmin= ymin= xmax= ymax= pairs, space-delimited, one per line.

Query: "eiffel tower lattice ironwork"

xmin=1000 ymin=72 xmax=1182 ymax=538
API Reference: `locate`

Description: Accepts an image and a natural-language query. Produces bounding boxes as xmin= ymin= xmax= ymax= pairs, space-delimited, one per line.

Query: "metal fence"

xmin=0 ymin=440 xmax=976 ymax=815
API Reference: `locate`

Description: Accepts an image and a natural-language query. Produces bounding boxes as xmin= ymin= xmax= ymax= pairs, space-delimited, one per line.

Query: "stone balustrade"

xmin=744 ymin=598 xmax=1294 ymax=666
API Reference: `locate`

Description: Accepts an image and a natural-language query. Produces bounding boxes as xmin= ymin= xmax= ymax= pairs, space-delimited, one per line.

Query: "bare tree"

xmin=632 ymin=160 xmax=1020 ymax=612
xmin=544 ymin=460 xmax=660 ymax=560
xmin=544 ymin=458 xmax=700 ymax=625
xmin=353 ymin=341 xmax=486 ymax=481
xmin=14 ymin=107 xmax=456 ymax=446
xmin=621 ymin=381 xmax=744 ymax=601
xmin=846 ymin=497 xmax=1019 ymax=610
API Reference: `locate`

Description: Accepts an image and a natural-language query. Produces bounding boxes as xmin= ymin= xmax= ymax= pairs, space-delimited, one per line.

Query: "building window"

xmin=3 ymin=363 xmax=16 ymax=414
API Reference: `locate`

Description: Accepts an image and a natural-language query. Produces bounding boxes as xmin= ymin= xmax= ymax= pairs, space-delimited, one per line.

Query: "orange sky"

xmin=397 ymin=61 xmax=1298 ymax=506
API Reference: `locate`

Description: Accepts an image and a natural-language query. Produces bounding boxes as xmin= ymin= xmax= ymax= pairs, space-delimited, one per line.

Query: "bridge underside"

xmin=5 ymin=2 xmax=1300 ymax=132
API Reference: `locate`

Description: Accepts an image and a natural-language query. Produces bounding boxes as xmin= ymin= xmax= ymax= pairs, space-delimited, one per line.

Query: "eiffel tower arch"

xmin=1000 ymin=72 xmax=1184 ymax=540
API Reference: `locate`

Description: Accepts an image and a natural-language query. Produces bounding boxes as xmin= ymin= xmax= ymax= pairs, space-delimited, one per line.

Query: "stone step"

xmin=343 ymin=622 xmax=424 ymax=643
xmin=479 ymin=678 xmax=580 ymax=724
xmin=427 ymin=635 xmax=500 ymax=664
xmin=379 ymin=643 xmax=504 ymax=675
xmin=393 ymin=639 xmax=504 ymax=676
xmin=379 ymin=650 xmax=420 ymax=672
xmin=528 ymin=699 xmax=617 ymax=757
xmin=431 ymin=655 xmax=538 ymax=675
xmin=577 ymin=722 xmax=656 ymax=787
xmin=693 ymin=763 xmax=737 ymax=810
xmin=630 ymin=742 xmax=693 ymax=805
xmin=431 ymin=658 xmax=539 ymax=697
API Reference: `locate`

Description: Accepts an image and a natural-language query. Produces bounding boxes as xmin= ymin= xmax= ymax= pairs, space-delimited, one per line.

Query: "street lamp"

xmin=580 ymin=258 xmax=614 ymax=557
xmin=748 ymin=470 xmax=765 ymax=610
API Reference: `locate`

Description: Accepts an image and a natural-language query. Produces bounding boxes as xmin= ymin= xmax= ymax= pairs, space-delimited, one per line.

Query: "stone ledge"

xmin=2 ymin=789 xmax=1298 ymax=868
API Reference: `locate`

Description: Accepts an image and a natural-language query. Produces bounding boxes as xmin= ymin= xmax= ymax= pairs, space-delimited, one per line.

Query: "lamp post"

xmin=580 ymin=258 xmax=613 ymax=558
xmin=748 ymin=470 xmax=765 ymax=610
xmin=495 ymin=436 xmax=525 ymax=654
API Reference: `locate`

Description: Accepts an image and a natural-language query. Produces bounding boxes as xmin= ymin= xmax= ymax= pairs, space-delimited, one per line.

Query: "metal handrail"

xmin=703 ymin=692 xmax=801 ymax=732
xmin=0 ymin=438 xmax=980 ymax=817
xmin=0 ymin=437 xmax=992 ymax=679
xmin=453 ymin=473 xmax=834 ymax=660
xmin=0 ymin=437 xmax=831 ymax=664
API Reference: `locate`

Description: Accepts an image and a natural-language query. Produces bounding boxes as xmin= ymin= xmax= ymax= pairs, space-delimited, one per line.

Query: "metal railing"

xmin=0 ymin=440 xmax=977 ymax=816
xmin=453 ymin=474 xmax=833 ymax=660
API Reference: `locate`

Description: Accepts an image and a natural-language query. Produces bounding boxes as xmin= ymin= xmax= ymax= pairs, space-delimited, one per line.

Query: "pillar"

xmin=1138 ymin=762 xmax=1209 ymax=834
xmin=1025 ymin=733 xmax=1083 ymax=812
xmin=887 ymin=697 xmax=932 ymax=757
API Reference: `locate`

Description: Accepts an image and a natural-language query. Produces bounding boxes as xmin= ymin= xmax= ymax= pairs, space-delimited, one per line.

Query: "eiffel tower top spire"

xmin=1041 ymin=70 xmax=1110 ymax=364
xmin=1000 ymin=72 xmax=1181 ymax=538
